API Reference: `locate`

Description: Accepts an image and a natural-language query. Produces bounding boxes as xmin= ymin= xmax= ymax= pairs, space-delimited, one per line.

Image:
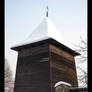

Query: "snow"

xmin=11 ymin=17 xmax=65 ymax=48
xmin=54 ymin=81 xmax=72 ymax=87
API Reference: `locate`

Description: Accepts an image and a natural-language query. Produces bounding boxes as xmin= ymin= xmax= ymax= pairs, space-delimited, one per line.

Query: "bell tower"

xmin=11 ymin=14 xmax=80 ymax=92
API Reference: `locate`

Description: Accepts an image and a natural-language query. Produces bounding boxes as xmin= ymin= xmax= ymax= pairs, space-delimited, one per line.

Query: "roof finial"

xmin=46 ymin=6 xmax=48 ymax=17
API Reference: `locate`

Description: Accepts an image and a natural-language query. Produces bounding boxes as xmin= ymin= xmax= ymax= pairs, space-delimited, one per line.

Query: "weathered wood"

xmin=49 ymin=44 xmax=78 ymax=92
xmin=13 ymin=39 xmax=78 ymax=92
xmin=18 ymin=43 xmax=49 ymax=57
xmin=14 ymin=44 xmax=51 ymax=92
xmin=50 ymin=44 xmax=74 ymax=61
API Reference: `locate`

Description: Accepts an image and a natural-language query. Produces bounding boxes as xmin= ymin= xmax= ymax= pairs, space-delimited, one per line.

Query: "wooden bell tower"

xmin=11 ymin=15 xmax=80 ymax=92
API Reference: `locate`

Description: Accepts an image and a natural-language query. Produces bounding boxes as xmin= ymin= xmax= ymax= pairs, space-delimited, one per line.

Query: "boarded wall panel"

xmin=14 ymin=44 xmax=51 ymax=92
xmin=49 ymin=44 xmax=78 ymax=92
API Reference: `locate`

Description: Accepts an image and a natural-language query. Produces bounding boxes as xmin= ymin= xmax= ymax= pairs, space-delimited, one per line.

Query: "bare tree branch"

xmin=75 ymin=37 xmax=88 ymax=87
xmin=4 ymin=59 xmax=14 ymax=92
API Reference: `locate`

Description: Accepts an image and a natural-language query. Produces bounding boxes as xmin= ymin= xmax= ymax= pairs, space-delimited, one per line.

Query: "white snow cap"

xmin=12 ymin=17 xmax=65 ymax=47
xmin=54 ymin=81 xmax=72 ymax=87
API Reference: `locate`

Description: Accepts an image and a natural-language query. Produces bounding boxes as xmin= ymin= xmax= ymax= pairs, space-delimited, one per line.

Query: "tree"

xmin=76 ymin=37 xmax=87 ymax=63
xmin=77 ymin=66 xmax=87 ymax=87
xmin=75 ymin=37 xmax=87 ymax=87
xmin=4 ymin=59 xmax=14 ymax=92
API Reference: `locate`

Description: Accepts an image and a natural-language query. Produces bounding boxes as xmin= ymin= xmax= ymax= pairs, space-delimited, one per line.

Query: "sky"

xmin=5 ymin=0 xmax=87 ymax=84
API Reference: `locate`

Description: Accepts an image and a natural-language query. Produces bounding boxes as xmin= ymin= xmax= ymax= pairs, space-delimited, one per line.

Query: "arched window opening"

xmin=55 ymin=81 xmax=72 ymax=92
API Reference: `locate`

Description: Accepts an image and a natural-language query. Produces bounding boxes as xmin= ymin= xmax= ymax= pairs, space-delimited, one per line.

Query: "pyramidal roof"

xmin=12 ymin=17 xmax=65 ymax=47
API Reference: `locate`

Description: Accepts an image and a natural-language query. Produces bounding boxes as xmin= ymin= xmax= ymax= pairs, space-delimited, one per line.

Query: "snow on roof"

xmin=12 ymin=17 xmax=65 ymax=48
xmin=54 ymin=81 xmax=72 ymax=87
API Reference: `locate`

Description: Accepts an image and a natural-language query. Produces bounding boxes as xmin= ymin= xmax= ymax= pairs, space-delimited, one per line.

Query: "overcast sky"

xmin=5 ymin=0 xmax=87 ymax=80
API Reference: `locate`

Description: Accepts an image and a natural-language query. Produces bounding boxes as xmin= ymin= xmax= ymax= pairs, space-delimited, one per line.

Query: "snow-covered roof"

xmin=12 ymin=17 xmax=65 ymax=48
xmin=54 ymin=81 xmax=72 ymax=87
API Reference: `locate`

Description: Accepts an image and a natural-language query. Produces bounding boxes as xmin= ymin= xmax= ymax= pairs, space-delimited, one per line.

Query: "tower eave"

xmin=11 ymin=38 xmax=80 ymax=56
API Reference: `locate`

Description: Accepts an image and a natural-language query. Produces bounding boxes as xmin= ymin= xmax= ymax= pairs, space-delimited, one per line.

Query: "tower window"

xmin=39 ymin=57 xmax=49 ymax=62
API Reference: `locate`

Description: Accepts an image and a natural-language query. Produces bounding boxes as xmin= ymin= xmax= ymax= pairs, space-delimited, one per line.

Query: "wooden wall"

xmin=14 ymin=44 xmax=51 ymax=92
xmin=49 ymin=44 xmax=78 ymax=92
xmin=14 ymin=42 xmax=78 ymax=92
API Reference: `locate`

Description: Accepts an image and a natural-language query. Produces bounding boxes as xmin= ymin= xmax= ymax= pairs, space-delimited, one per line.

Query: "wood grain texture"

xmin=14 ymin=44 xmax=51 ymax=92
xmin=14 ymin=41 xmax=78 ymax=92
xmin=49 ymin=44 xmax=78 ymax=92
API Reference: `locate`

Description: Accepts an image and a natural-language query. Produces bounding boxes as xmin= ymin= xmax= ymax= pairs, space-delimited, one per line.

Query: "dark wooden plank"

xmin=14 ymin=44 xmax=51 ymax=92
xmin=49 ymin=44 xmax=78 ymax=92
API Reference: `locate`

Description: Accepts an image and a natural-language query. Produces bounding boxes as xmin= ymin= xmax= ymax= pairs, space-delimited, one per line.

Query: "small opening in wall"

xmin=39 ymin=57 xmax=49 ymax=62
xmin=54 ymin=81 xmax=72 ymax=92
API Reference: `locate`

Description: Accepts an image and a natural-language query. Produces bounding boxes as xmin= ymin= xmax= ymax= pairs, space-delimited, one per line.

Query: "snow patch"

xmin=54 ymin=81 xmax=72 ymax=87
